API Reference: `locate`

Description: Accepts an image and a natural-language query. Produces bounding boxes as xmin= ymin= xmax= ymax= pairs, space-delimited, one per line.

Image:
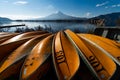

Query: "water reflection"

xmin=0 ymin=21 xmax=12 ymax=26
xmin=0 ymin=21 xmax=96 ymax=33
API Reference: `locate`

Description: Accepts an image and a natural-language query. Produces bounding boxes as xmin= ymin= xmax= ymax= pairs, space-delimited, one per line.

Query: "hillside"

xmin=91 ymin=12 xmax=120 ymax=26
xmin=0 ymin=17 xmax=12 ymax=21
xmin=0 ymin=17 xmax=12 ymax=24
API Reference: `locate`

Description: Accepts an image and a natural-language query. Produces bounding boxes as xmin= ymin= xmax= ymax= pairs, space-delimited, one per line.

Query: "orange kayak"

xmin=2 ymin=31 xmax=48 ymax=45
xmin=0 ymin=33 xmax=19 ymax=44
xmin=65 ymin=29 xmax=116 ymax=80
xmin=0 ymin=31 xmax=48 ymax=61
xmin=0 ymin=32 xmax=17 ymax=35
xmin=20 ymin=35 xmax=54 ymax=80
xmin=52 ymin=31 xmax=80 ymax=80
xmin=0 ymin=33 xmax=50 ymax=80
xmin=0 ymin=38 xmax=30 ymax=61
xmin=78 ymin=34 xmax=120 ymax=66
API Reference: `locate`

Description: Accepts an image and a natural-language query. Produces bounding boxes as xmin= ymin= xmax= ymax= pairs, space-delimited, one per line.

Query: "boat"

xmin=0 ymin=30 xmax=119 ymax=79
xmin=52 ymin=31 xmax=80 ymax=80
xmin=0 ymin=38 xmax=30 ymax=61
xmin=0 ymin=33 xmax=19 ymax=44
xmin=0 ymin=31 xmax=48 ymax=61
xmin=0 ymin=33 xmax=51 ymax=80
xmin=78 ymin=34 xmax=120 ymax=66
xmin=65 ymin=29 xmax=116 ymax=80
xmin=78 ymin=34 xmax=119 ymax=48
xmin=0 ymin=32 xmax=16 ymax=35
xmin=1 ymin=31 xmax=48 ymax=45
xmin=0 ymin=33 xmax=19 ymax=39
xmin=20 ymin=35 xmax=54 ymax=80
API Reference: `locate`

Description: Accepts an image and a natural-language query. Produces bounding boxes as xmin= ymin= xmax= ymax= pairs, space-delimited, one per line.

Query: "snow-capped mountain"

xmin=37 ymin=11 xmax=86 ymax=20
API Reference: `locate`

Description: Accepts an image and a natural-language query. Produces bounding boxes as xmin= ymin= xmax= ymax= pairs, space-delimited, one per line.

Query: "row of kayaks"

xmin=0 ymin=30 xmax=120 ymax=80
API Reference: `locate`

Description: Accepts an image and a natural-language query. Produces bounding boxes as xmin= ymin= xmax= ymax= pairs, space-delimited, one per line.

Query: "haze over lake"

xmin=0 ymin=21 xmax=96 ymax=33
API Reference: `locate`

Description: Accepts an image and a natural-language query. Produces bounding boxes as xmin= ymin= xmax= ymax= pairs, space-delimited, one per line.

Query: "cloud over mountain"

xmin=13 ymin=1 xmax=28 ymax=5
xmin=96 ymin=1 xmax=109 ymax=7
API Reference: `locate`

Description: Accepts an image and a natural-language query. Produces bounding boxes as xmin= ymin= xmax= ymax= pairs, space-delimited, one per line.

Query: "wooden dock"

xmin=94 ymin=27 xmax=120 ymax=41
xmin=0 ymin=24 xmax=26 ymax=29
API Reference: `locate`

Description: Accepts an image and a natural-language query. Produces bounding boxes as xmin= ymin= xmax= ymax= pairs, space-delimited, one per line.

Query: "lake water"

xmin=0 ymin=21 xmax=96 ymax=33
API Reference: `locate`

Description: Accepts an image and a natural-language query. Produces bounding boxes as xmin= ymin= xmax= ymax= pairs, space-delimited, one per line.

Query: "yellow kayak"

xmin=78 ymin=34 xmax=119 ymax=48
xmin=0 ymin=32 xmax=16 ymax=35
xmin=52 ymin=31 xmax=80 ymax=80
xmin=78 ymin=34 xmax=120 ymax=66
xmin=0 ymin=31 xmax=48 ymax=61
xmin=0 ymin=33 xmax=19 ymax=39
xmin=0 ymin=33 xmax=50 ymax=80
xmin=2 ymin=31 xmax=47 ymax=45
xmin=0 ymin=33 xmax=19 ymax=44
xmin=20 ymin=35 xmax=53 ymax=80
xmin=0 ymin=38 xmax=30 ymax=61
xmin=65 ymin=29 xmax=116 ymax=80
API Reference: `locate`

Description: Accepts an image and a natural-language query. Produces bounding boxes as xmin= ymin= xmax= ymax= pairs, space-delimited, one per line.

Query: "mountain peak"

xmin=55 ymin=11 xmax=64 ymax=15
xmin=38 ymin=11 xmax=85 ymax=20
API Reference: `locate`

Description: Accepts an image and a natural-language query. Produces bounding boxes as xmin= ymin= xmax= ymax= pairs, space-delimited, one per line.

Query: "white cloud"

xmin=86 ymin=12 xmax=91 ymax=17
xmin=112 ymin=5 xmax=117 ymax=7
xmin=0 ymin=14 xmax=41 ymax=20
xmin=96 ymin=1 xmax=109 ymax=7
xmin=111 ymin=4 xmax=120 ymax=8
xmin=105 ymin=6 xmax=108 ymax=8
xmin=117 ymin=4 xmax=120 ymax=7
xmin=104 ymin=4 xmax=120 ymax=9
xmin=47 ymin=5 xmax=55 ymax=10
xmin=46 ymin=5 xmax=57 ymax=13
xmin=13 ymin=1 xmax=28 ymax=5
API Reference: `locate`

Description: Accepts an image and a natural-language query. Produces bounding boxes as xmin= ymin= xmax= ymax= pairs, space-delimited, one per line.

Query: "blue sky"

xmin=0 ymin=0 xmax=120 ymax=19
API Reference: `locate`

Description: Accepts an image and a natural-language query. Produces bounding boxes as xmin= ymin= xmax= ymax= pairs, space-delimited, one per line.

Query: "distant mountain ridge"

xmin=0 ymin=17 xmax=12 ymax=25
xmin=91 ymin=12 xmax=120 ymax=26
xmin=0 ymin=17 xmax=12 ymax=21
xmin=1 ymin=11 xmax=120 ymax=26
xmin=37 ymin=11 xmax=87 ymax=20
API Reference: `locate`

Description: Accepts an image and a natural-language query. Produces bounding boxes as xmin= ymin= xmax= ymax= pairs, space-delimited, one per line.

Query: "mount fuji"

xmin=37 ymin=11 xmax=86 ymax=20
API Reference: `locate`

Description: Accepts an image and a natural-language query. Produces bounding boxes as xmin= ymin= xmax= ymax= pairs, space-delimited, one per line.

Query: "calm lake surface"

xmin=0 ymin=21 xmax=96 ymax=33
